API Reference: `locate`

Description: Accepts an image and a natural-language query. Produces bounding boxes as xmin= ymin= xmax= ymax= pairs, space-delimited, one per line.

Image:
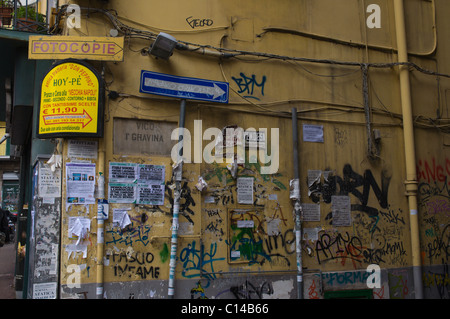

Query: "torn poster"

xmin=290 ymin=179 xmax=300 ymax=200
xmin=65 ymin=243 xmax=88 ymax=259
xmin=303 ymin=227 xmax=320 ymax=241
xmin=302 ymin=203 xmax=321 ymax=221
xmin=195 ymin=176 xmax=208 ymax=191
xmin=303 ymin=124 xmax=324 ymax=143
xmin=68 ymin=217 xmax=91 ymax=244
xmin=113 ymin=209 xmax=132 ymax=229
xmin=204 ymin=196 xmax=215 ymax=204
xmin=109 ymin=162 xmax=137 ymax=183
xmin=307 ymin=170 xmax=322 ymax=187
xmin=66 ymin=163 xmax=96 ymax=204
xmin=108 ymin=183 xmax=137 ymax=203
xmin=237 ymin=177 xmax=253 ymax=204
xmin=267 ymin=218 xmax=281 ymax=235
xmin=137 ymin=183 xmax=165 ymax=205
xmin=244 ymin=130 xmax=266 ymax=149
xmin=331 ymin=195 xmax=351 ymax=226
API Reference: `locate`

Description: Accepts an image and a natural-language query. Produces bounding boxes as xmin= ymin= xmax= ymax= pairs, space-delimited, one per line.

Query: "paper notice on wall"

xmin=303 ymin=227 xmax=320 ymax=242
xmin=66 ymin=163 xmax=96 ymax=204
xmin=33 ymin=282 xmax=57 ymax=299
xmin=237 ymin=177 xmax=253 ymax=204
xmin=302 ymin=203 xmax=321 ymax=221
xmin=109 ymin=162 xmax=137 ymax=183
xmin=137 ymin=183 xmax=165 ymax=205
xmin=108 ymin=183 xmax=136 ymax=203
xmin=97 ymin=199 xmax=109 ymax=220
xmin=331 ymin=195 xmax=351 ymax=226
xmin=237 ymin=220 xmax=254 ymax=228
xmin=138 ymin=164 xmax=165 ymax=184
xmin=39 ymin=164 xmax=61 ymax=198
xmin=303 ymin=124 xmax=324 ymax=143
xmin=68 ymin=140 xmax=98 ymax=159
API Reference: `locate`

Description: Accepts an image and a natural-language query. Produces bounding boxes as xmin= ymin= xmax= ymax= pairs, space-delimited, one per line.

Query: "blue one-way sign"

xmin=140 ymin=70 xmax=229 ymax=103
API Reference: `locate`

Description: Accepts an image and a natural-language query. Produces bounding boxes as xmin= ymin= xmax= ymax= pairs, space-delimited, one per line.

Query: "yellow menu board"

xmin=38 ymin=59 xmax=104 ymax=138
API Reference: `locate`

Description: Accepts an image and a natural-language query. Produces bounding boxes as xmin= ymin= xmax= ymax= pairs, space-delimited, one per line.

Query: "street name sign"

xmin=37 ymin=59 xmax=104 ymax=138
xmin=139 ymin=70 xmax=229 ymax=103
xmin=29 ymin=36 xmax=124 ymax=61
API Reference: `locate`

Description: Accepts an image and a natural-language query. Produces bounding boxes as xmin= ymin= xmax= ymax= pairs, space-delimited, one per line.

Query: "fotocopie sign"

xmin=37 ymin=59 xmax=104 ymax=138
xmin=29 ymin=36 xmax=124 ymax=62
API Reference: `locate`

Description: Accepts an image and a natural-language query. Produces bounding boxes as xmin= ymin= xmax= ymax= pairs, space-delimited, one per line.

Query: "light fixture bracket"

xmin=149 ymin=32 xmax=177 ymax=60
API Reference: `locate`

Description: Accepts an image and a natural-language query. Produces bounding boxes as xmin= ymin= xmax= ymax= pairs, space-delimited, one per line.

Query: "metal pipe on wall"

xmin=96 ymin=138 xmax=106 ymax=299
xmin=291 ymin=108 xmax=303 ymax=299
xmin=393 ymin=0 xmax=423 ymax=299
xmin=168 ymin=99 xmax=186 ymax=299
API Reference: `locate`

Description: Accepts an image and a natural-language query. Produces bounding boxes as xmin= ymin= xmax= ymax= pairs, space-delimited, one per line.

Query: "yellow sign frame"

xmin=37 ymin=59 xmax=104 ymax=138
xmin=29 ymin=36 xmax=124 ymax=61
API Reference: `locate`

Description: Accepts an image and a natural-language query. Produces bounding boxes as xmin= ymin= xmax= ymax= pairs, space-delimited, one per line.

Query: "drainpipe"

xmin=96 ymin=139 xmax=106 ymax=299
xmin=168 ymin=99 xmax=187 ymax=299
xmin=291 ymin=108 xmax=303 ymax=299
xmin=393 ymin=0 xmax=423 ymax=299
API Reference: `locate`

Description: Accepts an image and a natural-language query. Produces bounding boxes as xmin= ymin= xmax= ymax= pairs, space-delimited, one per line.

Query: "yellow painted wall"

xmin=56 ymin=0 xmax=450 ymax=299
xmin=0 ymin=122 xmax=6 ymax=156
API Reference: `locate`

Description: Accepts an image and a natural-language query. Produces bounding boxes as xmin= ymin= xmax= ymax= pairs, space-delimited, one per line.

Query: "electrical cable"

xmin=49 ymin=6 xmax=450 ymax=132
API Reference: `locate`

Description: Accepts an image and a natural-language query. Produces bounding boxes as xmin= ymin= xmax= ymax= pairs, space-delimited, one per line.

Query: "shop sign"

xmin=37 ymin=59 xmax=104 ymax=138
xmin=29 ymin=36 xmax=124 ymax=61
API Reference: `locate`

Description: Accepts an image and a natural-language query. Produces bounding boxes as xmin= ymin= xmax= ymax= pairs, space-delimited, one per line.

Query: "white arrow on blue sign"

xmin=140 ymin=70 xmax=229 ymax=103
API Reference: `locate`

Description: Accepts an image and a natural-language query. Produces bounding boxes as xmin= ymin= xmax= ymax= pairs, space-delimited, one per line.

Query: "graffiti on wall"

xmin=226 ymin=209 xmax=295 ymax=267
xmin=423 ymin=264 xmax=450 ymax=299
xmin=306 ymin=164 xmax=408 ymax=268
xmin=231 ymin=73 xmax=267 ymax=101
xmin=111 ymin=250 xmax=160 ymax=280
xmin=179 ymin=240 xmax=225 ymax=286
xmin=417 ymin=158 xmax=450 ymax=266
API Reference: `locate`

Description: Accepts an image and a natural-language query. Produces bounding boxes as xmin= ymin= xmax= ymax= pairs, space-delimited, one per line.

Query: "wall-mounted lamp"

xmin=149 ymin=32 xmax=177 ymax=60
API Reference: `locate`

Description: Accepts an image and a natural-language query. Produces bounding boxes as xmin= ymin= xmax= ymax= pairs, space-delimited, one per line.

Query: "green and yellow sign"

xmin=37 ymin=59 xmax=104 ymax=138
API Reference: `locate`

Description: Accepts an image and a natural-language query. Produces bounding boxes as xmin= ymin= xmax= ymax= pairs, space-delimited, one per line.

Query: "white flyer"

xmin=39 ymin=164 xmax=61 ymax=198
xmin=137 ymin=164 xmax=165 ymax=184
xmin=303 ymin=124 xmax=324 ymax=143
xmin=66 ymin=163 xmax=96 ymax=204
xmin=109 ymin=162 xmax=137 ymax=183
xmin=108 ymin=183 xmax=137 ymax=203
xmin=137 ymin=183 xmax=165 ymax=205
xmin=237 ymin=177 xmax=253 ymax=204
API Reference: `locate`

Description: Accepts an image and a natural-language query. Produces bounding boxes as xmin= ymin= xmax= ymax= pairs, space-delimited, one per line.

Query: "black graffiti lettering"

xmin=186 ymin=16 xmax=214 ymax=29
xmin=426 ymin=224 xmax=450 ymax=263
xmin=315 ymin=232 xmax=363 ymax=265
xmin=162 ymin=181 xmax=196 ymax=224
xmin=311 ymin=164 xmax=391 ymax=217
xmin=264 ymin=229 xmax=295 ymax=255
xmin=230 ymin=280 xmax=273 ymax=299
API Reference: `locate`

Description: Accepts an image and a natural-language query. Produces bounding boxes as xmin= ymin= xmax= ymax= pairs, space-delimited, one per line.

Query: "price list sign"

xmin=37 ymin=59 xmax=104 ymax=138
